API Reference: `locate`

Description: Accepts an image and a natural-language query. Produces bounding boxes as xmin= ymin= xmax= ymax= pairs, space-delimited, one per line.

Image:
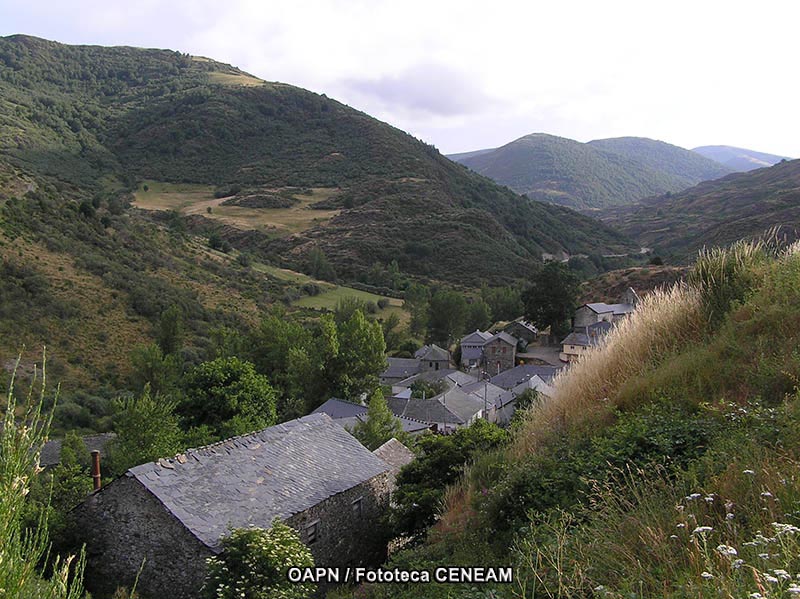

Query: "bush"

xmin=203 ymin=522 xmax=314 ymax=599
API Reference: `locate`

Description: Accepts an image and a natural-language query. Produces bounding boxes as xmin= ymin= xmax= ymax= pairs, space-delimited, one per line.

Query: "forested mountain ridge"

xmin=0 ymin=34 xmax=637 ymax=286
xmin=693 ymin=144 xmax=792 ymax=172
xmin=600 ymin=158 xmax=800 ymax=260
xmin=450 ymin=133 xmax=731 ymax=210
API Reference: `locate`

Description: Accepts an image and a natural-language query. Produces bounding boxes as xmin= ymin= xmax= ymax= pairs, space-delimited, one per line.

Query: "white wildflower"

xmin=726 ymin=512 xmax=735 ymax=520
xmin=716 ymin=544 xmax=738 ymax=557
xmin=705 ymin=495 xmax=715 ymax=504
xmin=743 ymin=469 xmax=755 ymax=475
xmin=761 ymin=491 xmax=773 ymax=499
xmin=774 ymin=569 xmax=791 ymax=580
xmin=733 ymin=559 xmax=744 ymax=569
xmin=764 ymin=574 xmax=779 ymax=584
xmin=692 ymin=526 xmax=713 ymax=535
xmin=686 ymin=493 xmax=702 ymax=501
xmin=701 ymin=571 xmax=714 ymax=580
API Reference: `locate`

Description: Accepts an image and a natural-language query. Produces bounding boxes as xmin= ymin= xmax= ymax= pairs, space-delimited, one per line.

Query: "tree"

xmin=306 ymin=247 xmax=336 ymax=281
xmin=180 ymin=357 xmax=277 ymax=440
xmin=332 ymin=310 xmax=386 ymax=399
xmin=426 ymin=288 xmax=467 ymax=346
xmin=481 ymin=284 xmax=524 ymax=322
xmin=350 ymin=389 xmax=404 ymax=450
xmin=203 ymin=522 xmax=314 ymax=599
xmin=156 ymin=304 xmax=184 ymax=355
xmin=107 ymin=386 xmax=184 ymax=476
xmin=391 ymin=419 xmax=509 ymax=538
xmin=129 ymin=342 xmax=181 ymax=395
xmin=466 ymin=298 xmax=492 ymax=332
xmin=522 ymin=262 xmax=579 ymax=337
xmin=404 ymin=283 xmax=430 ymax=337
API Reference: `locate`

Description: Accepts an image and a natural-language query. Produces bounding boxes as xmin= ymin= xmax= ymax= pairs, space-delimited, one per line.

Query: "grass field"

xmin=132 ymin=181 xmax=340 ymax=235
xmin=207 ymin=71 xmax=265 ymax=87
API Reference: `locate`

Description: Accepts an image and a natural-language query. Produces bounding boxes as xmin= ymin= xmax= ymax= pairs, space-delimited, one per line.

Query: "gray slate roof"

xmin=373 ymin=439 xmax=415 ymax=472
xmin=487 ymin=331 xmax=518 ymax=346
xmin=490 ymin=364 xmax=562 ymax=390
xmin=40 ymin=433 xmax=117 ymax=468
xmin=414 ymin=344 xmax=451 ymax=363
xmin=460 ymin=330 xmax=493 ymax=345
xmin=561 ymin=321 xmax=613 ymax=347
xmin=387 ymin=396 xmax=465 ymax=425
xmin=382 ymin=357 xmax=422 ymax=380
xmin=584 ymin=302 xmax=635 ymax=316
xmin=125 ymin=414 xmax=390 ymax=551
xmin=312 ymin=397 xmax=366 ymax=419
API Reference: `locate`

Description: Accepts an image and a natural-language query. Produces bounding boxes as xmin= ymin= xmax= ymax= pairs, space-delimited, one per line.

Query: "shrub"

xmin=203 ymin=521 xmax=314 ymax=599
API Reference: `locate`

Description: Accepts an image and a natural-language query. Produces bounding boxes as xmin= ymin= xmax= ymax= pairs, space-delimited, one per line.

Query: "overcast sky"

xmin=1 ymin=0 xmax=798 ymax=156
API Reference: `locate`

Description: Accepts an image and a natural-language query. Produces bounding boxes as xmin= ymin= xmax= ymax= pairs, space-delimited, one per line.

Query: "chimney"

xmin=91 ymin=450 xmax=102 ymax=491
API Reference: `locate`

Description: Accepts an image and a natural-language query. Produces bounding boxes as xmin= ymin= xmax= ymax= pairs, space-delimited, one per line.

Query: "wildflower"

xmin=675 ymin=504 xmax=685 ymax=513
xmin=669 ymin=535 xmax=678 ymax=540
xmin=789 ymin=585 xmax=800 ymax=595
xmin=774 ymin=569 xmax=791 ymax=580
xmin=743 ymin=469 xmax=755 ymax=475
xmin=705 ymin=495 xmax=715 ymax=504
xmin=761 ymin=491 xmax=773 ymax=499
xmin=686 ymin=493 xmax=702 ymax=501
xmin=716 ymin=544 xmax=737 ymax=557
xmin=677 ymin=523 xmax=686 ymax=529
xmin=692 ymin=526 xmax=713 ymax=535
xmin=750 ymin=594 xmax=763 ymax=599
xmin=733 ymin=559 xmax=744 ymax=569
xmin=759 ymin=553 xmax=770 ymax=560
xmin=701 ymin=571 xmax=713 ymax=580
xmin=726 ymin=513 xmax=735 ymax=520
xmin=764 ymin=574 xmax=779 ymax=584
xmin=772 ymin=522 xmax=800 ymax=535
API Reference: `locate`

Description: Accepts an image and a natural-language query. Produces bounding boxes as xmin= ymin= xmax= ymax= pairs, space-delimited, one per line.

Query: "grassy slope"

xmin=578 ymin=264 xmax=688 ymax=304
xmin=0 ymin=34 xmax=637 ymax=286
xmin=363 ymin=242 xmax=800 ymax=599
xmin=601 ymin=158 xmax=800 ymax=261
xmin=453 ymin=133 xmax=728 ymax=210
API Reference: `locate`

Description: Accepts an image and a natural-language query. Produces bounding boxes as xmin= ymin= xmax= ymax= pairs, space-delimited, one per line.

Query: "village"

xmin=43 ymin=288 xmax=641 ymax=598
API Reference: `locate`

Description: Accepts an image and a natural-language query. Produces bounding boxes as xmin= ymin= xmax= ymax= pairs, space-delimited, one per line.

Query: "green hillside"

xmin=365 ymin=241 xmax=800 ymax=599
xmin=601 ymin=158 xmax=800 ymax=261
xmin=588 ymin=136 xmax=731 ymax=186
xmin=0 ymin=35 xmax=637 ymax=285
xmin=451 ymin=133 xmax=730 ymax=210
xmin=694 ymin=144 xmax=792 ymax=172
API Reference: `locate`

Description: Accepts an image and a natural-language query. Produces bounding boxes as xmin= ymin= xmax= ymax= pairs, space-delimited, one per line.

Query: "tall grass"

xmin=0 ymin=359 xmax=84 ymax=599
xmin=512 ymin=282 xmax=704 ymax=458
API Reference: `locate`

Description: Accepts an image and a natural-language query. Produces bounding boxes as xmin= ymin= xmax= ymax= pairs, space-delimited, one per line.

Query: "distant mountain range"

xmin=692 ymin=145 xmax=792 ymax=172
xmin=448 ymin=134 xmax=732 ymax=210
xmin=599 ymin=158 xmax=800 ymax=260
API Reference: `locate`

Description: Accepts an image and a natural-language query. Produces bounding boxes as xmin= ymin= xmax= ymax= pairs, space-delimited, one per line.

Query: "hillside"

xmin=588 ymin=136 xmax=731 ymax=185
xmin=694 ymin=144 xmax=792 ymax=171
xmin=601 ymin=158 xmax=800 ymax=260
xmin=578 ymin=264 xmax=688 ymax=304
xmin=0 ymin=35 xmax=637 ymax=286
xmin=368 ymin=241 xmax=800 ymax=599
xmin=450 ymin=133 xmax=728 ymax=210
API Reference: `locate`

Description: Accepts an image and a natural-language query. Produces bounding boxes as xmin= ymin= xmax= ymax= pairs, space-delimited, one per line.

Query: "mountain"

xmin=0 ymin=35 xmax=637 ymax=287
xmin=600 ymin=158 xmax=800 ymax=259
xmin=693 ymin=145 xmax=792 ymax=172
xmin=449 ymin=133 xmax=730 ymax=210
xmin=587 ymin=137 xmax=731 ymax=185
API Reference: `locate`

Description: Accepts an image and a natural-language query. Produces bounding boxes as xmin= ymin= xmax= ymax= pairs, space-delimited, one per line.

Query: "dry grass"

xmin=133 ymin=182 xmax=340 ymax=235
xmin=207 ymin=71 xmax=265 ymax=87
xmin=512 ymin=282 xmax=704 ymax=459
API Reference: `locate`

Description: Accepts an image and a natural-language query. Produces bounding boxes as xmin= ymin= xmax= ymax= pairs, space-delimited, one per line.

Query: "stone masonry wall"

xmin=74 ymin=476 xmax=212 ymax=599
xmin=287 ymin=471 xmax=392 ymax=569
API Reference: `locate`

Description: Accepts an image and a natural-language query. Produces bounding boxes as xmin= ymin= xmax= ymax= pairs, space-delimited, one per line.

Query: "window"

xmin=352 ymin=497 xmax=363 ymax=517
xmin=305 ymin=520 xmax=320 ymax=545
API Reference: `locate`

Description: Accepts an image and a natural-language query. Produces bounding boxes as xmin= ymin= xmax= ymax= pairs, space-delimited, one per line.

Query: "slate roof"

xmin=373 ymin=439 xmax=415 ymax=472
xmin=312 ymin=397 xmax=366 ymax=419
xmin=486 ymin=331 xmax=518 ymax=346
xmin=125 ymin=414 xmax=390 ymax=551
xmin=381 ymin=357 xmax=422 ymax=380
xmin=336 ymin=413 xmax=433 ymax=434
xmin=460 ymin=381 xmax=507 ymax=406
xmin=414 ymin=344 xmax=451 ymax=363
xmin=394 ymin=368 xmax=477 ymax=389
xmin=504 ymin=319 xmax=537 ymax=334
xmin=490 ymin=364 xmax=562 ymax=390
xmin=387 ymin=396 xmax=465 ymax=425
xmin=40 ymin=433 xmax=117 ymax=468
xmin=584 ymin=302 xmax=635 ymax=316
xmin=460 ymin=330 xmax=493 ymax=345
xmin=561 ymin=321 xmax=613 ymax=347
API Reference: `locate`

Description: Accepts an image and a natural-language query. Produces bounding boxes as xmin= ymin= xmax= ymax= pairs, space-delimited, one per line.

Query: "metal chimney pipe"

xmin=91 ymin=450 xmax=102 ymax=491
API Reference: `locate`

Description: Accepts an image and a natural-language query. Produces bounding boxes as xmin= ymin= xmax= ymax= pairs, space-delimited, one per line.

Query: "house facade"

xmin=573 ymin=288 xmax=639 ymax=328
xmin=483 ymin=332 xmax=517 ymax=374
xmin=414 ymin=344 xmax=451 ymax=372
xmin=74 ymin=414 xmax=393 ymax=599
xmin=559 ymin=321 xmax=612 ymax=362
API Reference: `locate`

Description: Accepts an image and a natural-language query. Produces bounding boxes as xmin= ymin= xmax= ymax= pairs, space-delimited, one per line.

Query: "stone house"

xmin=460 ymin=330 xmax=493 ymax=368
xmin=74 ymin=414 xmax=394 ymax=599
xmin=40 ymin=432 xmax=116 ymax=468
xmin=414 ymin=344 xmax=451 ymax=372
xmin=559 ymin=321 xmax=612 ymax=362
xmin=573 ymin=288 xmax=639 ymax=328
xmin=482 ymin=332 xmax=517 ymax=374
xmin=312 ymin=397 xmax=434 ymax=436
xmin=502 ymin=319 xmax=538 ymax=346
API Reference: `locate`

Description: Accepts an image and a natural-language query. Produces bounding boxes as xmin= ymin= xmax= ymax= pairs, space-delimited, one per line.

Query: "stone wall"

xmin=483 ymin=338 xmax=515 ymax=373
xmin=287 ymin=471 xmax=392 ymax=568
xmin=74 ymin=475 xmax=212 ymax=599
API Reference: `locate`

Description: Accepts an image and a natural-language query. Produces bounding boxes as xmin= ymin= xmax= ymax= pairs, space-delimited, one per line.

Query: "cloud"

xmin=339 ymin=63 xmax=501 ymax=118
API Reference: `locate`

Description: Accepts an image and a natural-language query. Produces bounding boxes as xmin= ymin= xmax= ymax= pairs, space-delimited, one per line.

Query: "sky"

xmin=1 ymin=0 xmax=799 ymax=156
